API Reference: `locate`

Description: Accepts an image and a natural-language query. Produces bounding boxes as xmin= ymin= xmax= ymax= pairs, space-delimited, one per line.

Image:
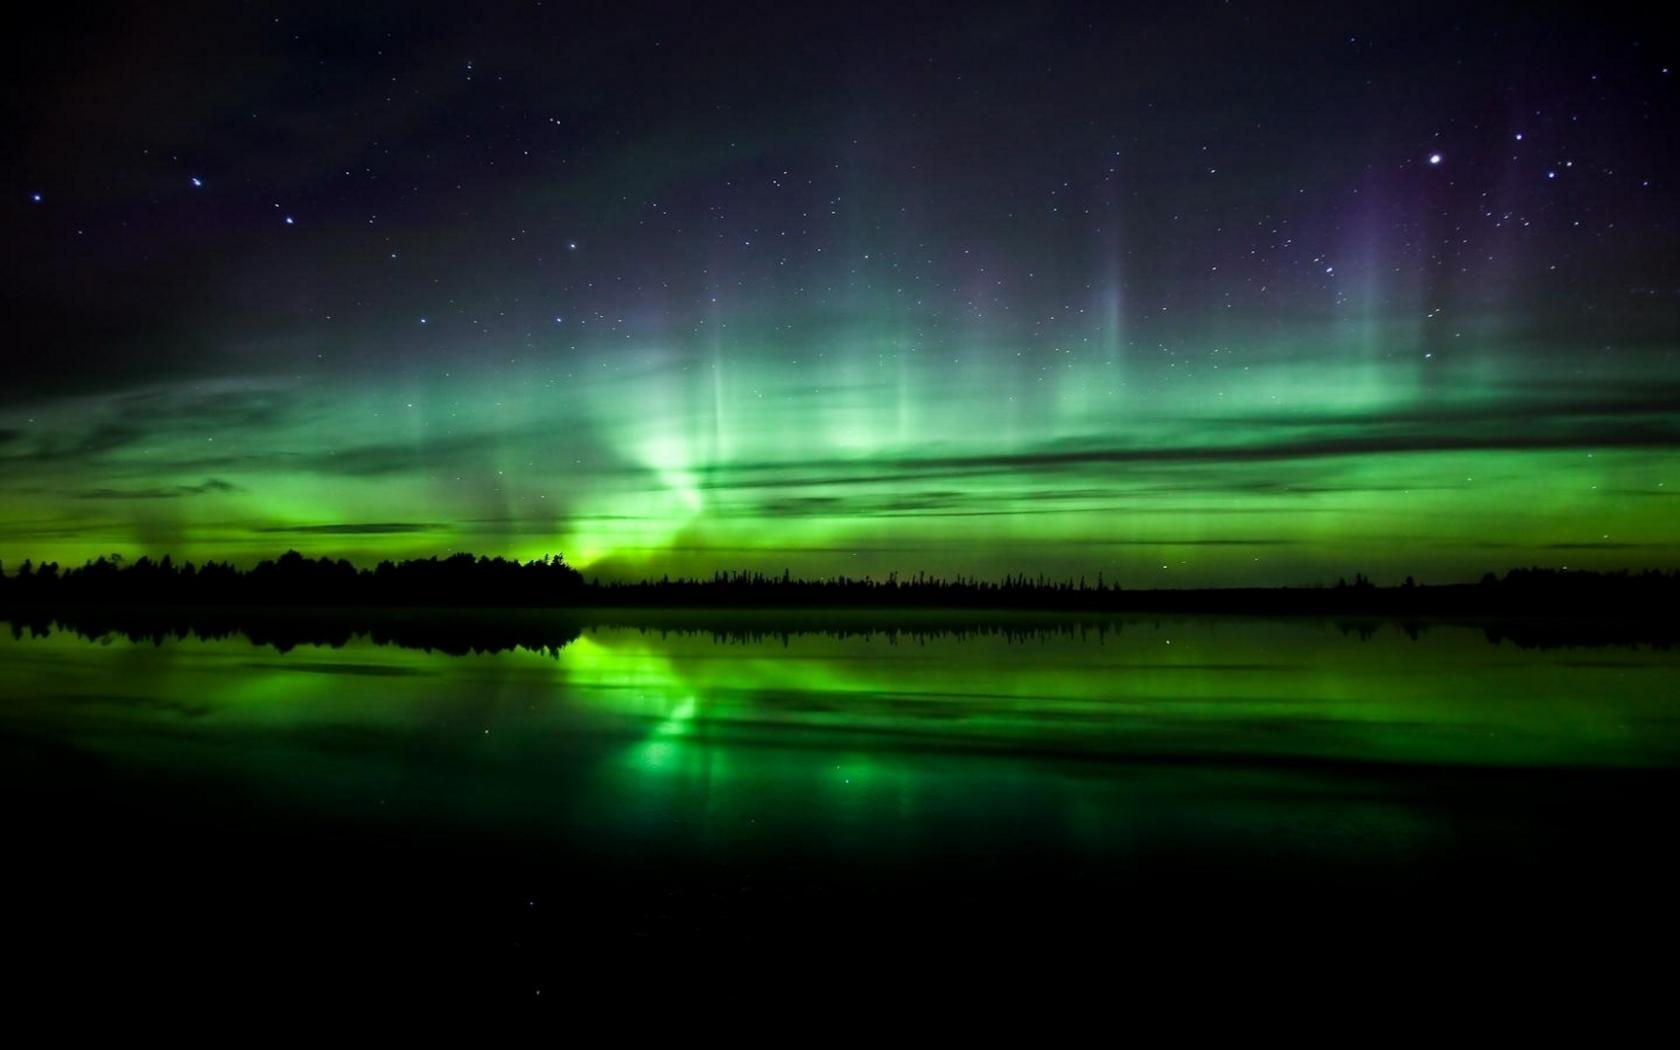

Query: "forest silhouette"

xmin=2 ymin=550 xmax=1678 ymax=652
xmin=3 ymin=550 xmax=1679 ymax=615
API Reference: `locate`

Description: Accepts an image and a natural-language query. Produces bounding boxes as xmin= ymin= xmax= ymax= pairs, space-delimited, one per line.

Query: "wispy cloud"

xmin=72 ymin=479 xmax=242 ymax=501
xmin=251 ymin=522 xmax=445 ymax=535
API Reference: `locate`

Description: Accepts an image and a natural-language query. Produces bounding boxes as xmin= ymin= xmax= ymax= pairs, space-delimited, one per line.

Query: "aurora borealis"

xmin=4 ymin=2 xmax=1678 ymax=584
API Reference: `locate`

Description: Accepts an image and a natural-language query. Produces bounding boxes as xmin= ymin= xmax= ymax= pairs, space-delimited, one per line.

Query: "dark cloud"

xmin=705 ymin=421 xmax=1680 ymax=492
xmin=755 ymin=491 xmax=970 ymax=517
xmin=0 ymin=387 xmax=303 ymax=468
xmin=203 ymin=422 xmax=629 ymax=481
xmin=252 ymin=522 xmax=444 ymax=535
xmin=1088 ymin=539 xmax=1300 ymax=547
xmin=1214 ymin=384 xmax=1680 ymax=430
xmin=0 ymin=521 xmax=114 ymax=539
xmin=72 ymin=478 xmax=241 ymax=500
xmin=748 ymin=482 xmax=1397 ymax=521
xmin=302 ymin=433 xmax=512 ymax=478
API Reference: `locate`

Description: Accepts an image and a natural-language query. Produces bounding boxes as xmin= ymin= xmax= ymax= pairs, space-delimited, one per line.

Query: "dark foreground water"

xmin=2 ymin=609 xmax=1677 ymax=1002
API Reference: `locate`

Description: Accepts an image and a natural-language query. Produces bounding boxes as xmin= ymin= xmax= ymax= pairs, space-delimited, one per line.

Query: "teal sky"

xmin=3 ymin=2 xmax=1677 ymax=584
xmin=2 ymin=324 xmax=1674 ymax=584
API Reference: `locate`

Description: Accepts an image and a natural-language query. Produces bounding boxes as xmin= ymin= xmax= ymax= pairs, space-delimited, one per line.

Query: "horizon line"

xmin=3 ymin=549 xmax=1680 ymax=593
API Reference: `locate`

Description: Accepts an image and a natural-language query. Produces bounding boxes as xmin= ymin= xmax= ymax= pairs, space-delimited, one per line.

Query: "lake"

xmin=3 ymin=608 xmax=1677 ymax=1001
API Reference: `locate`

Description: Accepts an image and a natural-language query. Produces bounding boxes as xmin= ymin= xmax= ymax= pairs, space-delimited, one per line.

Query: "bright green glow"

xmin=1 ymin=319 xmax=1676 ymax=582
xmin=7 ymin=614 xmax=1673 ymax=766
xmin=3 ymin=616 xmax=1675 ymax=863
xmin=563 ymin=616 xmax=1678 ymax=769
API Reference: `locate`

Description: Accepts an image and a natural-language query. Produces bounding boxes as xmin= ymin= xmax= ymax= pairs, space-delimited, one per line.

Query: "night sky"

xmin=4 ymin=1 xmax=1677 ymax=584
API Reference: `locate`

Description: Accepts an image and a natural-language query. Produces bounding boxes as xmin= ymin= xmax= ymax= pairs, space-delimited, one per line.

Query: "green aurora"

xmin=4 ymin=617 xmax=1675 ymax=819
xmin=1 ymin=326 xmax=1675 ymax=584
xmin=5 ymin=4 xmax=1677 ymax=585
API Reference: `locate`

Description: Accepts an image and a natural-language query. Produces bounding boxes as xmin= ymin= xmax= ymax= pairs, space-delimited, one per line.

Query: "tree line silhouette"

xmin=2 ymin=551 xmax=1679 ymax=620
xmin=1 ymin=604 xmax=583 ymax=657
xmin=0 ymin=551 xmax=583 ymax=608
xmin=5 ymin=604 xmax=1673 ymax=656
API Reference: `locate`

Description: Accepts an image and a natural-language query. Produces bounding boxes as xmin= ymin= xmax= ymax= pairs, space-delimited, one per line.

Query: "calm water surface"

xmin=3 ymin=610 xmax=1676 ymax=999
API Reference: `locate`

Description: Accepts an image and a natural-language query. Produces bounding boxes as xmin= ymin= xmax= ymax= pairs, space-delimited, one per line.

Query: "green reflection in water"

xmin=2 ymin=616 xmax=1676 ymax=869
xmin=563 ymin=619 xmax=1678 ymax=768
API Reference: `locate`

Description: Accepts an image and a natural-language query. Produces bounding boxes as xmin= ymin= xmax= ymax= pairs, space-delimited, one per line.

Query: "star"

xmin=30 ymin=192 xmax=42 ymax=203
xmin=190 ymin=176 xmax=203 ymax=188
xmin=284 ymin=215 xmax=295 ymax=224
xmin=1428 ymin=153 xmax=1442 ymax=165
